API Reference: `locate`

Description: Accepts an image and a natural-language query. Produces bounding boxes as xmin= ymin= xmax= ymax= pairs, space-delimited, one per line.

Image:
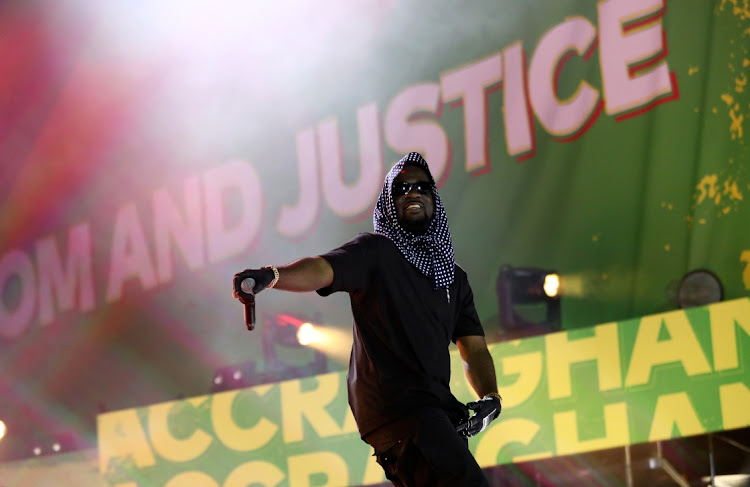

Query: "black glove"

xmin=456 ymin=395 xmax=502 ymax=438
xmin=233 ymin=268 xmax=275 ymax=301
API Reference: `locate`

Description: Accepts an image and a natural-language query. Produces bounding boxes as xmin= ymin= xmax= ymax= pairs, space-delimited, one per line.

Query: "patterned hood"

xmin=373 ymin=152 xmax=455 ymax=289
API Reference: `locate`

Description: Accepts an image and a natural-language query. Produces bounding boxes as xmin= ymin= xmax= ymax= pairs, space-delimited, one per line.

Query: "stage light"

xmin=297 ymin=323 xmax=318 ymax=346
xmin=296 ymin=323 xmax=351 ymax=366
xmin=270 ymin=315 xmax=350 ymax=364
xmin=268 ymin=313 xmax=308 ymax=348
xmin=262 ymin=313 xmax=328 ymax=378
xmin=543 ymin=273 xmax=560 ymax=298
xmin=0 ymin=420 xmax=5 ymax=441
xmin=211 ymin=365 xmax=254 ymax=393
xmin=210 ymin=313 xmax=346 ymax=392
xmin=497 ymin=265 xmax=561 ymax=338
xmin=0 ymin=429 xmax=84 ymax=461
xmin=676 ymin=269 xmax=723 ymax=308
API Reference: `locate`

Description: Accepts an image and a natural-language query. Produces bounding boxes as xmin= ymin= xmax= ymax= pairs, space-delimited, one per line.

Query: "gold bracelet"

xmin=266 ymin=265 xmax=280 ymax=289
xmin=484 ymin=392 xmax=503 ymax=404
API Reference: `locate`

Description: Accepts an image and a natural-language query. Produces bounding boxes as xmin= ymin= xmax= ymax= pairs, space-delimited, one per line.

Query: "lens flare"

xmin=291 ymin=322 xmax=351 ymax=365
xmin=297 ymin=323 xmax=318 ymax=346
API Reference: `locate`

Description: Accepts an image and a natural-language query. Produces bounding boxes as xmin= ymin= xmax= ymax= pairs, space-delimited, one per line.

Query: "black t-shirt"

xmin=317 ymin=232 xmax=485 ymax=437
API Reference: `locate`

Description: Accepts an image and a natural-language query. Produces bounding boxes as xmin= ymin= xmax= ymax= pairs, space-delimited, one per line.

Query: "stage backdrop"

xmin=0 ymin=0 xmax=748 ymax=478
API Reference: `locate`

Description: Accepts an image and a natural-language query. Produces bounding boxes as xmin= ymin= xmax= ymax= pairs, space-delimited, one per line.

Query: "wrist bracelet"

xmin=266 ymin=265 xmax=280 ymax=289
xmin=484 ymin=392 xmax=502 ymax=404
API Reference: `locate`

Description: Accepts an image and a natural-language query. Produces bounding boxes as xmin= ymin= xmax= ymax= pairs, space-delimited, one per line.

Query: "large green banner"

xmin=96 ymin=298 xmax=750 ymax=486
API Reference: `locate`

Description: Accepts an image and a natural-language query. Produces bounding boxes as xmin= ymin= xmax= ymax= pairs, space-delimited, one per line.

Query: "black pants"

xmin=370 ymin=408 xmax=489 ymax=487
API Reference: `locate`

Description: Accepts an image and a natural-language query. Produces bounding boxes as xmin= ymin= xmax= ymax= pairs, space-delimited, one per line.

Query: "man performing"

xmin=233 ymin=152 xmax=502 ymax=486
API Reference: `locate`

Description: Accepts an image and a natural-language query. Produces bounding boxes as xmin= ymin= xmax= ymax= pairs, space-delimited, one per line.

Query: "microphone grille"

xmin=240 ymin=278 xmax=256 ymax=294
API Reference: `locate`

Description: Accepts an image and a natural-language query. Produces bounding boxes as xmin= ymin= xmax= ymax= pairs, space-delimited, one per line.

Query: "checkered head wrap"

xmin=373 ymin=152 xmax=455 ymax=289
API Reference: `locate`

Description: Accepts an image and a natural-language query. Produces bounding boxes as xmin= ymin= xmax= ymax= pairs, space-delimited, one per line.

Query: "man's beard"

xmin=400 ymin=216 xmax=431 ymax=235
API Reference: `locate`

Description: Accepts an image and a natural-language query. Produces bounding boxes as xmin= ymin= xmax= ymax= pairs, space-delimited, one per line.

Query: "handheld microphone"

xmin=236 ymin=277 xmax=256 ymax=331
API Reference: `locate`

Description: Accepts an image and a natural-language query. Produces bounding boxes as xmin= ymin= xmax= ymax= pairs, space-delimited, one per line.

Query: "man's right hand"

xmin=233 ymin=268 xmax=275 ymax=301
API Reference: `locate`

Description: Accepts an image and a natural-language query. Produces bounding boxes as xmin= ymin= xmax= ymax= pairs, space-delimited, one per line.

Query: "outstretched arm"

xmin=274 ymin=257 xmax=334 ymax=292
xmin=234 ymin=256 xmax=334 ymax=297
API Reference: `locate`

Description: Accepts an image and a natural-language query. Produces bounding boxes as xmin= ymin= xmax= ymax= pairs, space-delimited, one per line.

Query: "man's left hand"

xmin=456 ymin=394 xmax=502 ymax=438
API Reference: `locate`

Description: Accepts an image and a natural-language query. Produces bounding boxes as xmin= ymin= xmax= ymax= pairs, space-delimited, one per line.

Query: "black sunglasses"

xmin=392 ymin=180 xmax=433 ymax=197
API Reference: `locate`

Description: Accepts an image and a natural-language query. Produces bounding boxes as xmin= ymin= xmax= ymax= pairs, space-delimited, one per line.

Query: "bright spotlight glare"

xmin=291 ymin=322 xmax=351 ymax=365
xmin=543 ymin=273 xmax=560 ymax=298
xmin=0 ymin=420 xmax=5 ymax=440
xmin=297 ymin=323 xmax=318 ymax=346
